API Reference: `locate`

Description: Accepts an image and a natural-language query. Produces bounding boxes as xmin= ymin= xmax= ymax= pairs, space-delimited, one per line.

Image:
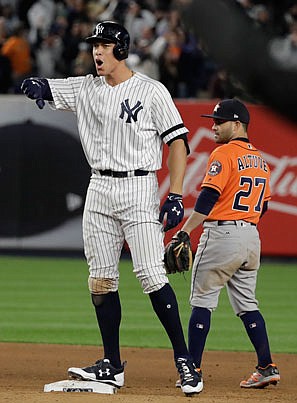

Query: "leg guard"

xmin=88 ymin=276 xmax=118 ymax=306
xmin=88 ymin=276 xmax=117 ymax=294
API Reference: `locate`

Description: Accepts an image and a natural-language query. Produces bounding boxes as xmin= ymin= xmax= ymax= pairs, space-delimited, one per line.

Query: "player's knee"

xmin=91 ymin=293 xmax=106 ymax=306
xmin=88 ymin=276 xmax=117 ymax=293
xmin=88 ymin=277 xmax=117 ymax=305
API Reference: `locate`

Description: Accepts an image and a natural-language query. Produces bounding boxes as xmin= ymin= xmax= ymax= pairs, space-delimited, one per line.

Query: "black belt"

xmin=99 ymin=169 xmax=149 ymax=178
xmin=217 ymin=220 xmax=256 ymax=226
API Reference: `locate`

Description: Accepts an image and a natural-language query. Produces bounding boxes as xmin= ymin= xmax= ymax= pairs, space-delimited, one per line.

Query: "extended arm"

xmin=21 ymin=78 xmax=53 ymax=109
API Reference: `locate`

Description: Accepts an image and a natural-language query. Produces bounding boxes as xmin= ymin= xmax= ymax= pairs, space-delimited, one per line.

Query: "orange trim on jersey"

xmin=201 ymin=140 xmax=271 ymax=224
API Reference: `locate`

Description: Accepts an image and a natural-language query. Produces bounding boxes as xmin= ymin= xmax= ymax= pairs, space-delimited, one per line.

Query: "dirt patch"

xmin=0 ymin=343 xmax=296 ymax=402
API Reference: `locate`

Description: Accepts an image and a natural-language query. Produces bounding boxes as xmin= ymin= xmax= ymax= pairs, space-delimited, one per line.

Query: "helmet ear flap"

xmin=113 ymin=44 xmax=129 ymax=60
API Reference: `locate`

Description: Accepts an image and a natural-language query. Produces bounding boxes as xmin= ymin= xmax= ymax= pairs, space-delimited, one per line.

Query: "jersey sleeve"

xmin=151 ymin=82 xmax=189 ymax=143
xmin=201 ymin=148 xmax=231 ymax=194
xmin=47 ymin=76 xmax=86 ymax=112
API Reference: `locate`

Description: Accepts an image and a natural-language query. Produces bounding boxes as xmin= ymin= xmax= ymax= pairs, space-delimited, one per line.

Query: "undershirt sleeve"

xmin=194 ymin=187 xmax=220 ymax=215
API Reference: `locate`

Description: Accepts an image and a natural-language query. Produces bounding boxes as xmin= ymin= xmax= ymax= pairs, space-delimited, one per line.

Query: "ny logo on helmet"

xmin=95 ymin=25 xmax=104 ymax=35
xmin=120 ymin=99 xmax=143 ymax=123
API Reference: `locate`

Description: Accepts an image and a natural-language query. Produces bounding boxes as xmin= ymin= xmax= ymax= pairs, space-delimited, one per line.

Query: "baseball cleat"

xmin=240 ymin=363 xmax=280 ymax=389
xmin=68 ymin=358 xmax=126 ymax=388
xmin=175 ymin=357 xmax=203 ymax=395
xmin=175 ymin=367 xmax=202 ymax=389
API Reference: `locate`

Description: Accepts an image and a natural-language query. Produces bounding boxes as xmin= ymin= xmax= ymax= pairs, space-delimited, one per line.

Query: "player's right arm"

xmin=21 ymin=78 xmax=53 ymax=109
xmin=181 ymin=187 xmax=220 ymax=234
xmin=47 ymin=77 xmax=86 ymax=112
xmin=180 ymin=147 xmax=226 ymax=234
xmin=21 ymin=76 xmax=86 ymax=112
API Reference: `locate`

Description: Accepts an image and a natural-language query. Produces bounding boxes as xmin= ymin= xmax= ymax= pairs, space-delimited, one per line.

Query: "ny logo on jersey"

xmin=120 ymin=99 xmax=143 ymax=123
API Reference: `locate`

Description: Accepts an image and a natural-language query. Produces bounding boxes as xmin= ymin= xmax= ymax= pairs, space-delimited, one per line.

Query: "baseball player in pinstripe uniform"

xmin=21 ymin=21 xmax=201 ymax=395
xmin=175 ymin=99 xmax=280 ymax=392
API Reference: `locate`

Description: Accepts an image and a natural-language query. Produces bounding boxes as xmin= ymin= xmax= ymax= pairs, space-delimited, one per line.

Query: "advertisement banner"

xmin=0 ymin=96 xmax=88 ymax=251
xmin=158 ymin=101 xmax=297 ymax=257
xmin=0 ymin=97 xmax=296 ymax=256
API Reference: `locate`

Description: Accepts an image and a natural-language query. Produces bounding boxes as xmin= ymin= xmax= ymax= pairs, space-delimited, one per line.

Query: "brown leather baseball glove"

xmin=164 ymin=231 xmax=193 ymax=274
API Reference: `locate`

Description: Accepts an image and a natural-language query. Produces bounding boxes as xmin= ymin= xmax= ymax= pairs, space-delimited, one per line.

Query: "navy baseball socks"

xmin=68 ymin=291 xmax=126 ymax=387
xmin=92 ymin=291 xmax=122 ymax=369
xmin=175 ymin=306 xmax=211 ymax=393
xmin=68 ymin=285 xmax=203 ymax=393
xmin=149 ymin=284 xmax=203 ymax=394
xmin=188 ymin=307 xmax=211 ymax=368
xmin=186 ymin=307 xmax=280 ymax=389
xmin=240 ymin=310 xmax=280 ymax=388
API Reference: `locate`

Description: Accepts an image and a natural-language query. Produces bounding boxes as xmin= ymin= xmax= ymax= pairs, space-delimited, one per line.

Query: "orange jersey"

xmin=202 ymin=139 xmax=271 ymax=224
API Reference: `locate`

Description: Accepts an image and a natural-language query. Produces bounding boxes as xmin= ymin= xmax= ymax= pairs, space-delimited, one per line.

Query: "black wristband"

xmin=168 ymin=192 xmax=182 ymax=200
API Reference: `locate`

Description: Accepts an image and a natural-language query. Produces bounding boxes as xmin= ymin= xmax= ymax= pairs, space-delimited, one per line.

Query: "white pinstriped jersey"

xmin=48 ymin=72 xmax=188 ymax=171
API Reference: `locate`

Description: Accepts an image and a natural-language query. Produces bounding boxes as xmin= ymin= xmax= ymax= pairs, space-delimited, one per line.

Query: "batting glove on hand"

xmin=159 ymin=193 xmax=184 ymax=232
xmin=21 ymin=78 xmax=52 ymax=109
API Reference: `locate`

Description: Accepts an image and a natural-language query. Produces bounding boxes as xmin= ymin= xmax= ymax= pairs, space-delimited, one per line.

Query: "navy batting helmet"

xmin=85 ymin=21 xmax=130 ymax=61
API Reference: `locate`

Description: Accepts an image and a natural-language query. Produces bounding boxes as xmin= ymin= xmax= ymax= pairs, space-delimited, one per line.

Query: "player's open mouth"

xmin=96 ymin=60 xmax=103 ymax=67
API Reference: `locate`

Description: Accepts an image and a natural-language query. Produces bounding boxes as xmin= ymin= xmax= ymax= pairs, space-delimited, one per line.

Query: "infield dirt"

xmin=0 ymin=343 xmax=296 ymax=402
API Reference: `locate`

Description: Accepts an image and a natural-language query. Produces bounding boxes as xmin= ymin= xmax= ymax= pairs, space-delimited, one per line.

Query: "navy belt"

xmin=217 ymin=220 xmax=256 ymax=227
xmin=99 ymin=169 xmax=149 ymax=178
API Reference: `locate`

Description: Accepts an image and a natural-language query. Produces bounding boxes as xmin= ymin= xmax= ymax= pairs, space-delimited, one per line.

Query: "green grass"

xmin=0 ymin=256 xmax=296 ymax=353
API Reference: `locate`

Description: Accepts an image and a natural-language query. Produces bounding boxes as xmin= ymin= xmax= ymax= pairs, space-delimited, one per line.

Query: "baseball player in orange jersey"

xmin=175 ymin=99 xmax=280 ymax=392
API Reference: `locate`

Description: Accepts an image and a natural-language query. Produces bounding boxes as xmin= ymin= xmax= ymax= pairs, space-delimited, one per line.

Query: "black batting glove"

xmin=21 ymin=78 xmax=53 ymax=109
xmin=159 ymin=193 xmax=184 ymax=232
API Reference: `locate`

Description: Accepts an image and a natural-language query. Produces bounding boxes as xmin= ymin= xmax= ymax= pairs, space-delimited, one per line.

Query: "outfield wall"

xmin=0 ymin=96 xmax=296 ymax=256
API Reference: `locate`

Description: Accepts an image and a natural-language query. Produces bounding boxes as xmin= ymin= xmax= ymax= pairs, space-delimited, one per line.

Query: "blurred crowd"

xmin=0 ymin=0 xmax=297 ymax=98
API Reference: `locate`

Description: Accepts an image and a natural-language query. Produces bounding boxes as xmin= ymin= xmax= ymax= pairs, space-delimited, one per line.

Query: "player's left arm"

xmin=180 ymin=149 xmax=227 ymax=234
xmin=154 ymin=82 xmax=190 ymax=231
xmin=167 ymin=138 xmax=187 ymax=195
xmin=159 ymin=138 xmax=188 ymax=231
